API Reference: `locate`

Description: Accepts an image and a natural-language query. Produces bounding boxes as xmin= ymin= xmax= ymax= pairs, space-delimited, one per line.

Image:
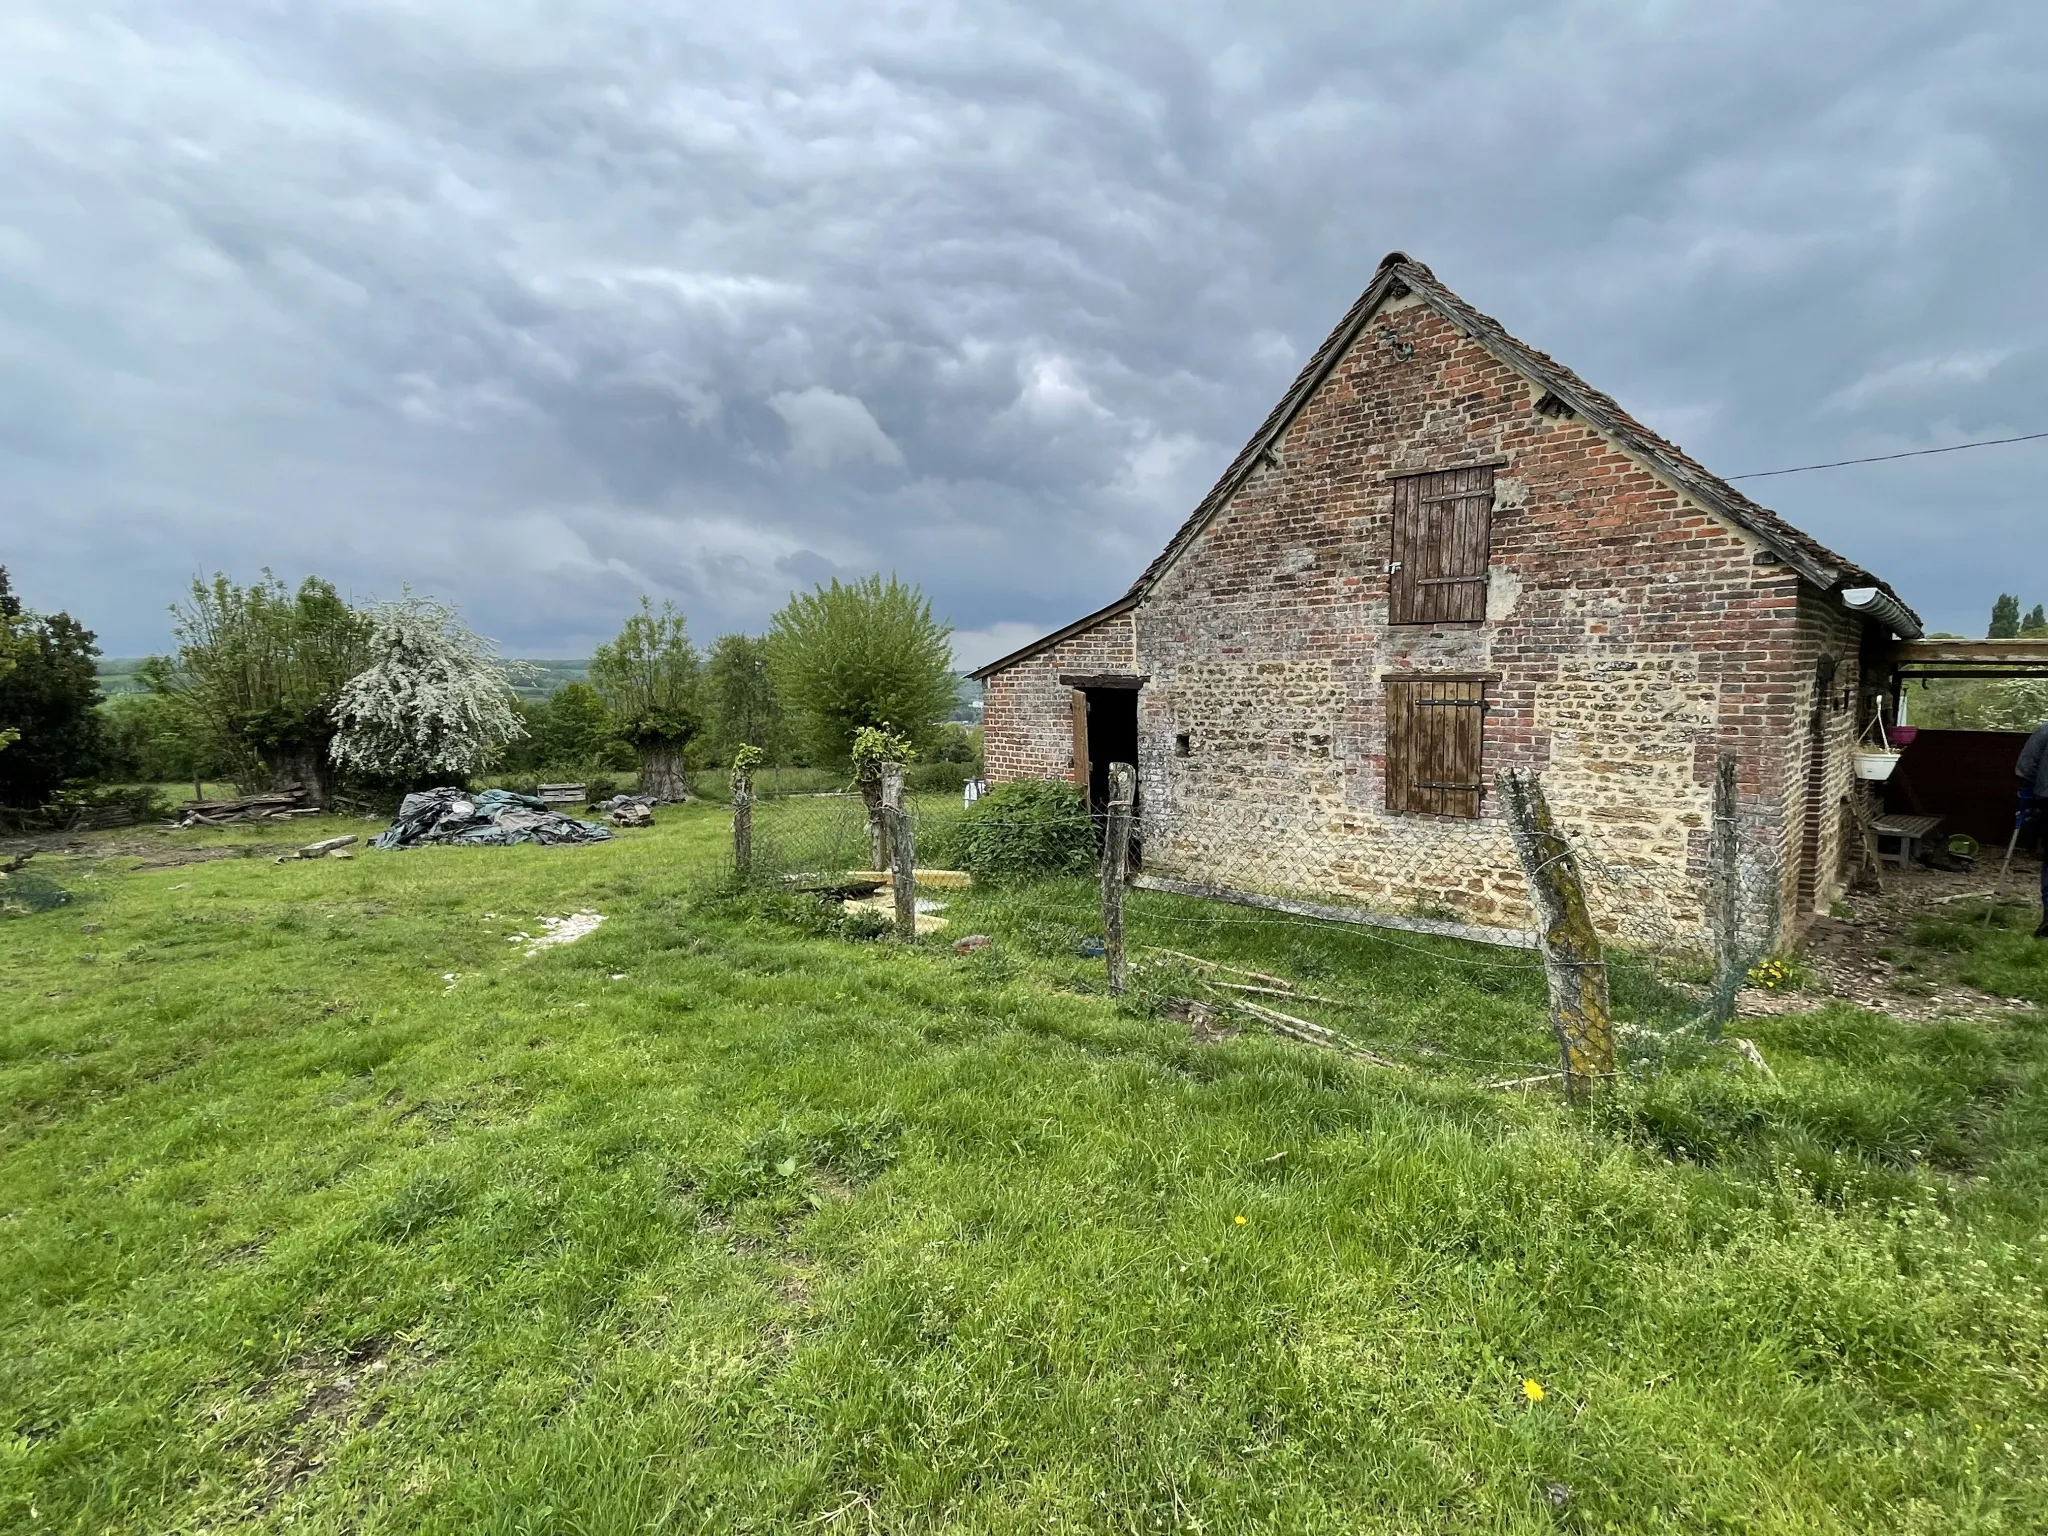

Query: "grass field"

xmin=4 ymin=806 xmax=2048 ymax=1533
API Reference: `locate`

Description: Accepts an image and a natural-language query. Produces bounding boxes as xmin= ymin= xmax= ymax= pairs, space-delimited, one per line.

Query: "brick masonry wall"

xmin=988 ymin=290 xmax=1872 ymax=940
xmin=981 ymin=613 xmax=1136 ymax=783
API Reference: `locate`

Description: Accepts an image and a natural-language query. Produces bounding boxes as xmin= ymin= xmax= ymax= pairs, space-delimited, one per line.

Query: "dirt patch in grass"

xmin=246 ymin=1337 xmax=422 ymax=1506
xmin=1746 ymin=860 xmax=2047 ymax=1020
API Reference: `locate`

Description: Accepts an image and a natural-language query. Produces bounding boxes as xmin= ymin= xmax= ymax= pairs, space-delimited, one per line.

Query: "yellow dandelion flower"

xmin=1522 ymin=1379 xmax=1546 ymax=1402
xmin=1233 ymin=1215 xmax=1247 ymax=1226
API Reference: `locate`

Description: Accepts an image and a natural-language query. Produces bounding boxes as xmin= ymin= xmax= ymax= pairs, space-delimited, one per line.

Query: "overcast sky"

xmin=3 ymin=1 xmax=2044 ymax=665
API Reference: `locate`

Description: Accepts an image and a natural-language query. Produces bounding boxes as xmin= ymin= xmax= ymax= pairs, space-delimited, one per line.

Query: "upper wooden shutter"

xmin=1390 ymin=466 xmax=1494 ymax=625
xmin=1385 ymin=677 xmax=1485 ymax=819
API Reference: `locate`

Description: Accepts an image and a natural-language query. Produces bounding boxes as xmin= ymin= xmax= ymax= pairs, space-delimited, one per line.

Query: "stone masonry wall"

xmin=1119 ymin=288 xmax=1819 ymax=941
xmin=981 ymin=612 xmax=1136 ymax=783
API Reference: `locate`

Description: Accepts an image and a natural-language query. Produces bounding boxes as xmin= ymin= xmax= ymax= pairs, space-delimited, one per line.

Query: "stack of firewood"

xmin=167 ymin=786 xmax=322 ymax=828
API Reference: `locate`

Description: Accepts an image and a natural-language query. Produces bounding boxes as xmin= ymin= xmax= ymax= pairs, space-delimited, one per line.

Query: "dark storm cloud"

xmin=3 ymin=1 xmax=2044 ymax=663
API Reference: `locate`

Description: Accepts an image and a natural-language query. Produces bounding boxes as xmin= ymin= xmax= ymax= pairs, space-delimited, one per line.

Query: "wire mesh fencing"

xmin=721 ymin=781 xmax=977 ymax=893
xmin=1101 ymin=751 xmax=1789 ymax=1094
xmin=709 ymin=747 xmax=1790 ymax=1097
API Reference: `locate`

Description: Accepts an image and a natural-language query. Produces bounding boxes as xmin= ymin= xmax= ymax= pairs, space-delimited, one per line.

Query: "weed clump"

xmin=953 ymin=779 xmax=1095 ymax=884
xmin=697 ymin=1111 xmax=905 ymax=1219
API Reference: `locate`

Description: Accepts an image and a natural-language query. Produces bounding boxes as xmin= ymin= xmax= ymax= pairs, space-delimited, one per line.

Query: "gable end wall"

xmin=1129 ymin=293 xmax=1818 ymax=939
xmin=981 ymin=613 xmax=1137 ymax=783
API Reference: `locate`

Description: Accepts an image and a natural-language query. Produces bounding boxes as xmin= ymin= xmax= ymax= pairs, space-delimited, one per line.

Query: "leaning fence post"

xmin=881 ymin=761 xmax=916 ymax=941
xmin=730 ymin=746 xmax=760 ymax=882
xmin=859 ymin=764 xmax=889 ymax=873
xmin=1100 ymin=762 xmax=1136 ymax=994
xmin=1709 ymin=751 xmax=1741 ymax=1033
xmin=1497 ymin=768 xmax=1615 ymax=1101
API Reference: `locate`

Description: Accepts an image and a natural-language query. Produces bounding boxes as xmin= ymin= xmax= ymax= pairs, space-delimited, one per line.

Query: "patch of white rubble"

xmin=505 ymin=911 xmax=606 ymax=955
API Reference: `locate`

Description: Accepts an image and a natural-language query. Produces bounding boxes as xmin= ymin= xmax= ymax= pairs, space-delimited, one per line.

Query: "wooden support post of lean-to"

xmin=1100 ymin=762 xmax=1136 ymax=994
xmin=1709 ymin=751 xmax=1741 ymax=1030
xmin=1497 ymin=768 xmax=1614 ymax=1100
xmin=881 ymin=762 xmax=916 ymax=941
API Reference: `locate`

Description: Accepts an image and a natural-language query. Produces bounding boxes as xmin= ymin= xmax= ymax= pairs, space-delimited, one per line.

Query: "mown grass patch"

xmin=3 ymin=809 xmax=2046 ymax=1532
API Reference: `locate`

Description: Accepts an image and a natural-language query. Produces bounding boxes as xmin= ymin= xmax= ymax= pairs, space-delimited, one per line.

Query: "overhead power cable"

xmin=1728 ymin=430 xmax=2048 ymax=480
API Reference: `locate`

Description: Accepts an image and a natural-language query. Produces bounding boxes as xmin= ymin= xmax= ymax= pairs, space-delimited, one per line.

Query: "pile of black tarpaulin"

xmin=371 ymin=788 xmax=613 ymax=850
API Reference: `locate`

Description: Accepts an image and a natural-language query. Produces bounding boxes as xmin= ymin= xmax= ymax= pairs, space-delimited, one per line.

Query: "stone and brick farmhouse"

xmin=970 ymin=252 xmax=1924 ymax=941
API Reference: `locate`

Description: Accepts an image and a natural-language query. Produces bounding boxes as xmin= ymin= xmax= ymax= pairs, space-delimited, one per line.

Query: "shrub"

xmin=954 ymin=778 xmax=1095 ymax=884
xmin=5 ymin=782 xmax=170 ymax=833
xmin=907 ymin=761 xmax=970 ymax=795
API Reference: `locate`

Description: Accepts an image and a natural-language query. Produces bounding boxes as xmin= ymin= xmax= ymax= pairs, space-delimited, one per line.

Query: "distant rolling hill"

xmin=97 ymin=659 xmax=591 ymax=702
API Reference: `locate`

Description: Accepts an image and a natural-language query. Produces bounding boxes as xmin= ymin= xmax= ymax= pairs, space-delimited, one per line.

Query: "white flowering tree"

xmin=331 ymin=595 xmax=525 ymax=782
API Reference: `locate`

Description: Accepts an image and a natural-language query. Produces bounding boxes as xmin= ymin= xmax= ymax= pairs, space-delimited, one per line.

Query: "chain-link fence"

xmin=713 ymin=751 xmax=1792 ymax=1096
xmin=1110 ymin=751 xmax=1790 ymax=1095
xmin=721 ymin=784 xmax=976 ymax=890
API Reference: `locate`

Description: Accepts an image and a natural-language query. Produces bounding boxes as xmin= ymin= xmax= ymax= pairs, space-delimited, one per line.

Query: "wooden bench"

xmin=1873 ymin=813 xmax=1943 ymax=868
xmin=537 ymin=783 xmax=588 ymax=806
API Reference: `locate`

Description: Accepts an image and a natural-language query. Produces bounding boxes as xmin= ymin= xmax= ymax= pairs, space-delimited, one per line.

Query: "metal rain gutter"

xmin=1840 ymin=586 xmax=1923 ymax=641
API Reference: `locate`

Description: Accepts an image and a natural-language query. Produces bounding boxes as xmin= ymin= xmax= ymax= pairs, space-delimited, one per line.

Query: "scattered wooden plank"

xmin=1488 ymin=1072 xmax=1564 ymax=1092
xmin=1141 ymin=946 xmax=1294 ymax=989
xmin=1205 ymin=979 xmax=1348 ymax=1008
xmin=1217 ymin=994 xmax=1403 ymax=1070
xmin=1727 ymin=1037 xmax=1775 ymax=1079
xmin=844 ymin=869 xmax=975 ymax=890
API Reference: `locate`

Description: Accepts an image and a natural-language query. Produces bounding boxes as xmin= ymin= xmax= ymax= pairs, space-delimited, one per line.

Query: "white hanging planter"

xmin=1854 ymin=748 xmax=1902 ymax=781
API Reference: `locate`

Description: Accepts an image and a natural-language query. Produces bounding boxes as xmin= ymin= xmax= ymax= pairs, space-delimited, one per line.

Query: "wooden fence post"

xmin=1709 ymin=751 xmax=1741 ymax=1031
xmin=881 ymin=762 xmax=916 ymax=941
xmin=1497 ymin=768 xmax=1615 ymax=1101
xmin=1101 ymin=762 xmax=1136 ymax=994
xmin=860 ymin=767 xmax=888 ymax=873
xmin=731 ymin=751 xmax=757 ymax=881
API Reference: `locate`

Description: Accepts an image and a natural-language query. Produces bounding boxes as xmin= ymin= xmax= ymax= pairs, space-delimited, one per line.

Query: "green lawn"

xmin=3 ymin=808 xmax=2047 ymax=1533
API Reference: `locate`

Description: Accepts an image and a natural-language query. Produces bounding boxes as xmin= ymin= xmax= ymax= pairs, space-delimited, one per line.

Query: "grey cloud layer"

xmin=3 ymin=0 xmax=2044 ymax=662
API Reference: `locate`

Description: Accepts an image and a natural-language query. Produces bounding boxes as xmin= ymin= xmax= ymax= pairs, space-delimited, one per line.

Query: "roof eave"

xmin=965 ymin=592 xmax=1139 ymax=681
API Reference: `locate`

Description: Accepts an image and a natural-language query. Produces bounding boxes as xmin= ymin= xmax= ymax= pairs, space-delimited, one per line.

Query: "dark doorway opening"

xmin=1071 ymin=685 xmax=1141 ymax=869
xmin=1082 ymin=687 xmax=1139 ymax=814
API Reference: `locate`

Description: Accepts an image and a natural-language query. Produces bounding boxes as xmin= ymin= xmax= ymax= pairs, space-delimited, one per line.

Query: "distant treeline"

xmin=6 ymin=564 xmax=984 ymax=822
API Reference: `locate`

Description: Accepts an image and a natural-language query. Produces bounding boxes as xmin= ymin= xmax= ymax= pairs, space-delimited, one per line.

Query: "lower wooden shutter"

xmin=1385 ymin=677 xmax=1485 ymax=818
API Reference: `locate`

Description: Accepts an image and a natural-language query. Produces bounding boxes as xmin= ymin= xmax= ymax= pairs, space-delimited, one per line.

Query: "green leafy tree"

xmin=330 ymin=595 xmax=524 ymax=782
xmin=766 ymin=575 xmax=956 ymax=770
xmin=2024 ymin=604 xmax=2046 ymax=635
xmin=701 ymin=633 xmax=793 ymax=766
xmin=0 ymin=578 xmax=22 ymax=757
xmin=150 ymin=573 xmax=371 ymax=803
xmin=532 ymin=682 xmax=632 ymax=771
xmin=1989 ymin=593 xmax=2021 ymax=638
xmin=99 ymin=692 xmax=231 ymax=787
xmin=0 ymin=568 xmax=105 ymax=808
xmin=588 ymin=599 xmax=702 ymax=800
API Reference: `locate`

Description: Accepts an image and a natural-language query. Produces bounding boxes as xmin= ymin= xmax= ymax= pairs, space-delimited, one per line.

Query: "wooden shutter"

xmin=1390 ymin=466 xmax=1494 ymax=625
xmin=1070 ymin=689 xmax=1091 ymax=797
xmin=1385 ymin=677 xmax=1485 ymax=818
